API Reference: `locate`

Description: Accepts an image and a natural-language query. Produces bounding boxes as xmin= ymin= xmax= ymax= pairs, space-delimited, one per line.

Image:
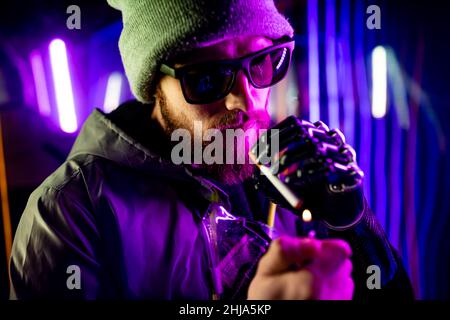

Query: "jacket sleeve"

xmin=328 ymin=200 xmax=415 ymax=301
xmin=9 ymin=184 xmax=103 ymax=299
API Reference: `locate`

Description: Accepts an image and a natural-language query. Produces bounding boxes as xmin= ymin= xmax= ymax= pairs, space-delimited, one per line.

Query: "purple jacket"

xmin=9 ymin=101 xmax=414 ymax=300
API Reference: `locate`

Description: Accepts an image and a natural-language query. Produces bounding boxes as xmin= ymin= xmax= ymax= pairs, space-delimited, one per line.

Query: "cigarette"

xmin=248 ymin=151 xmax=303 ymax=210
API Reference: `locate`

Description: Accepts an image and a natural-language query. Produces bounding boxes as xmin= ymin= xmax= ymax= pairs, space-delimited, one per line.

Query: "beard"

xmin=156 ymin=86 xmax=270 ymax=185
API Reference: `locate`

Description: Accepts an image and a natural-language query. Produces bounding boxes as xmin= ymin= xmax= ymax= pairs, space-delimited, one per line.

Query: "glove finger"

xmin=269 ymin=139 xmax=314 ymax=174
xmin=271 ymin=138 xmax=358 ymax=181
xmin=256 ymin=120 xmax=349 ymax=171
xmin=326 ymin=162 xmax=364 ymax=193
xmin=278 ymin=158 xmax=329 ymax=188
xmin=251 ymin=116 xmax=318 ymax=165
xmin=251 ymin=123 xmax=304 ymax=165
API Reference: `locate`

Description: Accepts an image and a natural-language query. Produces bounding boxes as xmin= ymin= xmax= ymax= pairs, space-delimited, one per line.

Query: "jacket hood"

xmin=69 ymin=108 xmax=169 ymax=173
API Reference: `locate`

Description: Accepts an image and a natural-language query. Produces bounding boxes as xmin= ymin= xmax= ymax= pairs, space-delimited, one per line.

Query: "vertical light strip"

xmin=103 ymin=72 xmax=123 ymax=113
xmin=307 ymin=0 xmax=320 ymax=122
xmin=372 ymin=45 xmax=388 ymax=230
xmin=354 ymin=0 xmax=372 ymax=205
xmin=374 ymin=116 xmax=387 ymax=231
xmin=30 ymin=51 xmax=51 ymax=116
xmin=0 ymin=116 xmax=12 ymax=270
xmin=388 ymin=107 xmax=402 ymax=249
xmin=340 ymin=0 xmax=355 ymax=146
xmin=49 ymin=39 xmax=78 ymax=133
xmin=371 ymin=46 xmax=388 ymax=118
xmin=325 ymin=0 xmax=339 ymax=129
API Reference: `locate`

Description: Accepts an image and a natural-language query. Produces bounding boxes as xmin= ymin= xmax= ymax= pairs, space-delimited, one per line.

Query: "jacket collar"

xmin=68 ymin=107 xmax=232 ymax=213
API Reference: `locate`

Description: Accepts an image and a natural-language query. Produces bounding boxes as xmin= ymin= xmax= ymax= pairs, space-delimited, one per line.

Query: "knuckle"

xmin=292 ymin=270 xmax=315 ymax=299
xmin=270 ymin=237 xmax=284 ymax=254
xmin=248 ymin=276 xmax=278 ymax=300
xmin=328 ymin=128 xmax=346 ymax=144
xmin=257 ymin=252 xmax=272 ymax=273
xmin=313 ymin=120 xmax=330 ymax=131
xmin=257 ymin=238 xmax=285 ymax=271
xmin=342 ymin=258 xmax=353 ymax=275
xmin=322 ymin=239 xmax=352 ymax=255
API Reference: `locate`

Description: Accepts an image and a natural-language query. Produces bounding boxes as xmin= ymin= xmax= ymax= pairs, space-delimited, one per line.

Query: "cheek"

xmin=161 ymin=77 xmax=196 ymax=117
xmin=254 ymin=88 xmax=271 ymax=107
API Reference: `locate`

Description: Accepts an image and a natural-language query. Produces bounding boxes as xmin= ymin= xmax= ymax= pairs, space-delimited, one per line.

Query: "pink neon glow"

xmin=30 ymin=51 xmax=51 ymax=116
xmin=49 ymin=39 xmax=78 ymax=133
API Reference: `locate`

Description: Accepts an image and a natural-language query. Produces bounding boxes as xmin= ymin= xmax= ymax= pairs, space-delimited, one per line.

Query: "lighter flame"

xmin=302 ymin=209 xmax=312 ymax=222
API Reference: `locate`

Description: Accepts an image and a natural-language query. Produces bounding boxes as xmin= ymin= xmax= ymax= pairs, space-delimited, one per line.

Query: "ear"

xmin=150 ymin=83 xmax=162 ymax=120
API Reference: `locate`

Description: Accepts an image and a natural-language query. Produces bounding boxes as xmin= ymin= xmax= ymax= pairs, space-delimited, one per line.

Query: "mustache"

xmin=214 ymin=110 xmax=271 ymax=130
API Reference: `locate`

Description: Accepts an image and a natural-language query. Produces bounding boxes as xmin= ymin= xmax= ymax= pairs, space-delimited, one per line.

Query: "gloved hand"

xmin=251 ymin=116 xmax=365 ymax=229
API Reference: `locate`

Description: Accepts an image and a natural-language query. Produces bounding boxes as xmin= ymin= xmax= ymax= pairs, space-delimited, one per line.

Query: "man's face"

xmin=153 ymin=35 xmax=274 ymax=185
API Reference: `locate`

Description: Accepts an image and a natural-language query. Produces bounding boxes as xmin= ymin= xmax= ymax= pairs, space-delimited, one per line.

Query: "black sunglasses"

xmin=160 ymin=39 xmax=295 ymax=104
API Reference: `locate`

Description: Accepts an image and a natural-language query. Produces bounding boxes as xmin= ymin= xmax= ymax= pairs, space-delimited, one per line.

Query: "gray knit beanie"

xmin=107 ymin=0 xmax=294 ymax=103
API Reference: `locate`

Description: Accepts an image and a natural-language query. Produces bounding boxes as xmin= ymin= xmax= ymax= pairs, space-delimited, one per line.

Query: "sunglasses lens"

xmin=177 ymin=43 xmax=292 ymax=104
xmin=183 ymin=65 xmax=234 ymax=104
xmin=250 ymin=47 xmax=290 ymax=87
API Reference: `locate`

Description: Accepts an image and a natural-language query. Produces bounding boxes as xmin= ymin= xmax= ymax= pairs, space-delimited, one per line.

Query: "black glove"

xmin=251 ymin=115 xmax=365 ymax=230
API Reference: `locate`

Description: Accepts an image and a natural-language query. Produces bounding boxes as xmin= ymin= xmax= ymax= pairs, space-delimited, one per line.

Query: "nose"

xmin=225 ymin=70 xmax=263 ymax=113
